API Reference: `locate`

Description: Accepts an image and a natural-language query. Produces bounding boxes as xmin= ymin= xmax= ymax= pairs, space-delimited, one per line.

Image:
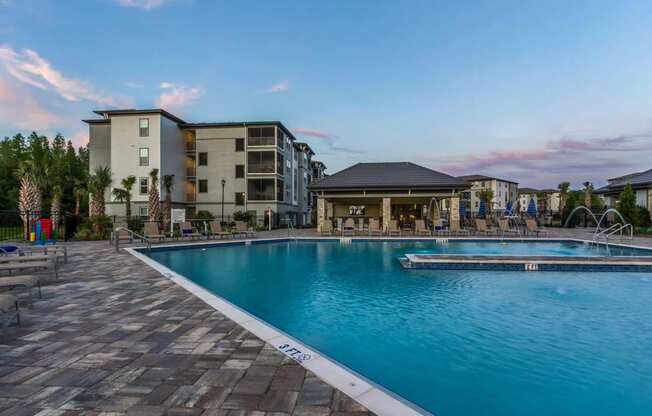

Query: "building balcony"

xmin=247 ymin=164 xmax=275 ymax=174
xmin=186 ymin=167 xmax=196 ymax=177
xmin=185 ymin=141 xmax=196 ymax=152
xmin=247 ymin=137 xmax=276 ymax=147
xmin=186 ymin=193 xmax=196 ymax=202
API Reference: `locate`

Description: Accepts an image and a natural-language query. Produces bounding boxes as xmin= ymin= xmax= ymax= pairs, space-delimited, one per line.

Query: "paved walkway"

xmin=0 ymin=241 xmax=374 ymax=416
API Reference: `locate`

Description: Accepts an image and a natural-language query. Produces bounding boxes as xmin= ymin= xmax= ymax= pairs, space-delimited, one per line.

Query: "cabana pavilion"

xmin=309 ymin=162 xmax=470 ymax=232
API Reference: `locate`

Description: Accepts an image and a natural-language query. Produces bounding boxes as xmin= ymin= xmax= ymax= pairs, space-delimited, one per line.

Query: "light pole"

xmin=221 ymin=179 xmax=226 ymax=220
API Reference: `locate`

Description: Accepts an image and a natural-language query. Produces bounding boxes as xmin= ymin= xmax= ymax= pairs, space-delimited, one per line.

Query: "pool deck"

xmin=0 ymin=241 xmax=375 ymax=416
xmin=1 ymin=227 xmax=651 ymax=416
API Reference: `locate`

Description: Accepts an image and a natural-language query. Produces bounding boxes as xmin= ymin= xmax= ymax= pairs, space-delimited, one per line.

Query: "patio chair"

xmin=474 ymin=218 xmax=498 ymax=236
xmin=0 ymin=294 xmax=19 ymax=327
xmin=235 ymin=221 xmax=256 ymax=238
xmin=433 ymin=219 xmax=449 ymax=237
xmin=368 ymin=219 xmax=382 ymax=236
xmin=342 ymin=218 xmax=355 ymax=236
xmin=525 ymin=218 xmax=549 ymax=237
xmin=499 ymin=219 xmax=520 ymax=237
xmin=180 ymin=222 xmax=202 ymax=240
xmin=415 ymin=219 xmax=432 ymax=236
xmin=209 ymin=221 xmax=231 ymax=239
xmin=0 ymin=257 xmax=57 ymax=281
xmin=355 ymin=218 xmax=367 ymax=235
xmin=320 ymin=221 xmax=334 ymax=236
xmin=387 ymin=220 xmax=401 ymax=237
xmin=18 ymin=245 xmax=68 ymax=263
xmin=113 ymin=223 xmax=133 ymax=244
xmin=144 ymin=223 xmax=166 ymax=241
xmin=449 ymin=219 xmax=470 ymax=237
xmin=0 ymin=275 xmax=42 ymax=306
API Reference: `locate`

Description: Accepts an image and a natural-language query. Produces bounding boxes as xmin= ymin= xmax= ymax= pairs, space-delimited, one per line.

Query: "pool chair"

xmin=209 ymin=221 xmax=231 ymax=239
xmin=525 ymin=218 xmax=549 ymax=238
xmin=180 ymin=222 xmax=202 ymax=240
xmin=499 ymin=219 xmax=520 ymax=237
xmin=320 ymin=221 xmax=334 ymax=236
xmin=415 ymin=219 xmax=432 ymax=236
xmin=235 ymin=221 xmax=256 ymax=238
xmin=0 ymin=293 xmax=19 ymax=327
xmin=474 ymin=218 xmax=498 ymax=236
xmin=342 ymin=218 xmax=356 ymax=236
xmin=0 ymin=275 xmax=42 ymax=306
xmin=112 ymin=223 xmax=133 ymax=244
xmin=355 ymin=218 xmax=367 ymax=235
xmin=387 ymin=220 xmax=401 ymax=237
xmin=0 ymin=256 xmax=58 ymax=281
xmin=368 ymin=219 xmax=382 ymax=236
xmin=450 ymin=219 xmax=470 ymax=237
xmin=433 ymin=219 xmax=449 ymax=237
xmin=144 ymin=223 xmax=166 ymax=242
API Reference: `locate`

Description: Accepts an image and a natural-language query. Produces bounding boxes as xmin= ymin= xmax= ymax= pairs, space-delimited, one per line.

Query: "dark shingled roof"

xmin=309 ymin=162 xmax=468 ymax=190
xmin=595 ymin=168 xmax=652 ymax=194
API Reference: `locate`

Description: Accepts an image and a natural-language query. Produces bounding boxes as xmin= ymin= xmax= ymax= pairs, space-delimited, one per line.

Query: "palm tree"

xmin=478 ymin=189 xmax=494 ymax=216
xmin=50 ymin=184 xmax=62 ymax=232
xmin=73 ymin=181 xmax=85 ymax=216
xmin=112 ymin=188 xmax=130 ymax=217
xmin=88 ymin=166 xmax=112 ymax=216
xmin=121 ymin=175 xmax=136 ymax=218
xmin=148 ymin=168 xmax=161 ymax=223
xmin=161 ymin=174 xmax=175 ymax=231
xmin=583 ymin=181 xmax=593 ymax=208
xmin=558 ymin=182 xmax=570 ymax=213
xmin=16 ymin=161 xmax=42 ymax=239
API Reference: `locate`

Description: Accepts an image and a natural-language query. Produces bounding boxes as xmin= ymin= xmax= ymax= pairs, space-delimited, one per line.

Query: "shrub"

xmin=233 ymin=210 xmax=253 ymax=223
xmin=195 ymin=210 xmax=215 ymax=220
xmin=637 ymin=206 xmax=651 ymax=228
xmin=617 ymin=183 xmax=638 ymax=226
xmin=73 ymin=215 xmax=113 ymax=240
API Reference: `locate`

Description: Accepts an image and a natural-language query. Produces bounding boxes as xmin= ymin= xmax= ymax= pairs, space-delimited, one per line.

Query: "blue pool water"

xmin=148 ymin=240 xmax=652 ymax=416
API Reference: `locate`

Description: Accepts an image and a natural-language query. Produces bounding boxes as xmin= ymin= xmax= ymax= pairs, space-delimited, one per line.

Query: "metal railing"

xmin=113 ymin=227 xmax=151 ymax=253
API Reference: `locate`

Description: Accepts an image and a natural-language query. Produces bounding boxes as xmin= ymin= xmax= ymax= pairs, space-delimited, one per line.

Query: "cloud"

xmin=114 ymin=0 xmax=170 ymax=10
xmin=0 ymin=44 xmax=116 ymax=105
xmin=155 ymin=82 xmax=203 ymax=109
xmin=426 ymin=132 xmax=652 ymax=188
xmin=0 ymin=75 xmax=61 ymax=130
xmin=124 ymin=81 xmax=144 ymax=88
xmin=266 ymin=80 xmax=289 ymax=94
xmin=292 ymin=127 xmax=363 ymax=155
xmin=68 ymin=130 xmax=89 ymax=147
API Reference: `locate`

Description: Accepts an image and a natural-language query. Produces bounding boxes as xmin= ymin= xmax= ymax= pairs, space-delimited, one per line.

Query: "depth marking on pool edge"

xmin=525 ymin=262 xmax=539 ymax=271
xmin=276 ymin=342 xmax=313 ymax=364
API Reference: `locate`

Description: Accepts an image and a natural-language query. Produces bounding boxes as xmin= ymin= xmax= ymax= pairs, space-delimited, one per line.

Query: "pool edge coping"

xmin=125 ymin=241 xmax=432 ymax=416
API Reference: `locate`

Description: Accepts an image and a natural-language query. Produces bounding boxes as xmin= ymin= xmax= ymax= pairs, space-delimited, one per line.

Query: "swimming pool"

xmin=145 ymin=239 xmax=652 ymax=416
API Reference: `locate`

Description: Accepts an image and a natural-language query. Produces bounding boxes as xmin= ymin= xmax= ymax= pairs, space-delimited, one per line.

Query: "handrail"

xmin=593 ymin=223 xmax=621 ymax=241
xmin=113 ymin=227 xmax=151 ymax=253
xmin=605 ymin=223 xmax=633 ymax=241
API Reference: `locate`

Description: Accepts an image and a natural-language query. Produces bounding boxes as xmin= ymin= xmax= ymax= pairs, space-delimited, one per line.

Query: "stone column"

xmin=382 ymin=197 xmax=391 ymax=232
xmin=431 ymin=199 xmax=440 ymax=223
xmin=317 ymin=197 xmax=325 ymax=232
xmin=450 ymin=197 xmax=460 ymax=222
xmin=326 ymin=202 xmax=333 ymax=221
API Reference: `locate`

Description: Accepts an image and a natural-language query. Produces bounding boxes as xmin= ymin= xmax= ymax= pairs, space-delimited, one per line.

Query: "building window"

xmin=198 ymin=179 xmax=208 ymax=193
xmin=139 ymin=148 xmax=149 ymax=166
xmin=248 ymin=127 xmax=275 ymax=146
xmin=139 ymin=177 xmax=148 ymax=194
xmin=139 ymin=206 xmax=148 ymax=217
xmin=235 ymin=165 xmax=245 ymax=178
xmin=139 ymin=118 xmax=149 ymax=137
xmin=277 ymin=179 xmax=285 ymax=202
xmin=235 ymin=192 xmax=245 ymax=206
xmin=235 ymin=138 xmax=245 ymax=151
xmin=198 ymin=152 xmax=208 ymax=166
xmin=247 ymin=178 xmax=275 ymax=200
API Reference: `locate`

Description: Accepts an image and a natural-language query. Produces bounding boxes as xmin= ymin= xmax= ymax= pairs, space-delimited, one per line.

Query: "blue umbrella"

xmin=459 ymin=201 xmax=467 ymax=219
xmin=505 ymin=201 xmax=513 ymax=216
xmin=526 ymin=197 xmax=537 ymax=217
xmin=478 ymin=200 xmax=486 ymax=218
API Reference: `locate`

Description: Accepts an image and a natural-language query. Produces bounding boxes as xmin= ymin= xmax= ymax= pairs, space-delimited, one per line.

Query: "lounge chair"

xmin=526 ymin=218 xmax=549 ymax=237
xmin=209 ymin=221 xmax=231 ymax=239
xmin=355 ymin=218 xmax=367 ymax=235
xmin=144 ymin=223 xmax=166 ymax=241
xmin=433 ymin=219 xmax=449 ymax=237
xmin=0 ymin=294 xmax=19 ymax=327
xmin=0 ymin=257 xmax=57 ymax=281
xmin=320 ymin=221 xmax=334 ymax=236
xmin=235 ymin=221 xmax=256 ymax=238
xmin=113 ymin=223 xmax=133 ymax=244
xmin=499 ymin=219 xmax=520 ymax=237
xmin=19 ymin=245 xmax=68 ymax=263
xmin=342 ymin=218 xmax=355 ymax=236
xmin=180 ymin=222 xmax=202 ymax=240
xmin=0 ymin=275 xmax=42 ymax=305
xmin=475 ymin=218 xmax=498 ymax=236
xmin=368 ymin=219 xmax=382 ymax=236
xmin=449 ymin=219 xmax=470 ymax=237
xmin=415 ymin=219 xmax=431 ymax=236
xmin=387 ymin=220 xmax=401 ymax=237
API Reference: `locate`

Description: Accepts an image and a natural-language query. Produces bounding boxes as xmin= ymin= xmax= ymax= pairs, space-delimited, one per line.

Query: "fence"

xmin=0 ymin=210 xmax=82 ymax=242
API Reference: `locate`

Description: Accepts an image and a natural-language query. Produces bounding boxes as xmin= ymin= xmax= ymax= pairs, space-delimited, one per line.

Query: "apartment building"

xmin=595 ymin=169 xmax=652 ymax=215
xmin=518 ymin=188 xmax=560 ymax=214
xmin=458 ymin=175 xmax=518 ymax=214
xmin=84 ymin=109 xmax=319 ymax=226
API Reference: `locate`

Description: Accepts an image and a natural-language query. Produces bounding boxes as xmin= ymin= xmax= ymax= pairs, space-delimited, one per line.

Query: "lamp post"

xmin=221 ymin=179 xmax=226 ymax=220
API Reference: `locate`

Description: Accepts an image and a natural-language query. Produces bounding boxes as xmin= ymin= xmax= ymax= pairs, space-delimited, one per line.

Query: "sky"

xmin=1 ymin=0 xmax=652 ymax=189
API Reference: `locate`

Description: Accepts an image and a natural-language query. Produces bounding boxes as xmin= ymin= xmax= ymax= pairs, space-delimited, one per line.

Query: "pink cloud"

xmin=155 ymin=82 xmax=203 ymax=110
xmin=266 ymin=80 xmax=289 ymax=94
xmin=0 ymin=44 xmax=116 ymax=105
xmin=0 ymin=75 xmax=61 ymax=130
xmin=291 ymin=128 xmax=338 ymax=141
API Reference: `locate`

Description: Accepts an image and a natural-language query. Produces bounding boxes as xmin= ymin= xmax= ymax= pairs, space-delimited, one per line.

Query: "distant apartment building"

xmin=518 ymin=188 xmax=560 ymax=214
xmin=84 ymin=109 xmax=321 ymax=226
xmin=309 ymin=160 xmax=327 ymax=224
xmin=459 ymin=175 xmax=518 ymax=214
xmin=595 ymin=169 xmax=652 ymax=215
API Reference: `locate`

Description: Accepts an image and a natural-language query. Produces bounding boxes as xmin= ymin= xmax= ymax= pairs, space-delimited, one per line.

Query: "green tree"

xmin=88 ymin=166 xmax=112 ymax=216
xmin=478 ymin=189 xmax=494 ymax=215
xmin=120 ymin=175 xmax=136 ymax=218
xmin=148 ymin=169 xmax=160 ymax=222
xmin=617 ymin=183 xmax=638 ymax=226
xmin=558 ymin=181 xmax=570 ymax=213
